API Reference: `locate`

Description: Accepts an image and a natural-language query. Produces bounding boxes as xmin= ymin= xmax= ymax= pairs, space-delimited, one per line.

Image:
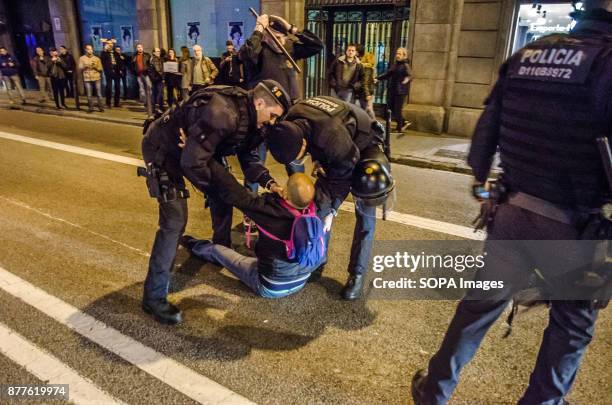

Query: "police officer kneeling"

xmin=266 ymin=96 xmax=395 ymax=300
xmin=140 ymin=80 xmax=291 ymax=325
xmin=411 ymin=1 xmax=612 ymax=403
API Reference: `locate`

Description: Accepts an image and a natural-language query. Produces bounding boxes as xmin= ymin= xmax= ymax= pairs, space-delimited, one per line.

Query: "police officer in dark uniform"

xmin=266 ymin=96 xmax=395 ymax=300
xmin=411 ymin=1 xmax=612 ymax=403
xmin=140 ymin=80 xmax=291 ymax=324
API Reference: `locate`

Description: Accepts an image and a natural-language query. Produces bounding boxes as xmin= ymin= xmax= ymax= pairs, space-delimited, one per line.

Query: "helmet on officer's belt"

xmin=351 ymin=147 xmax=395 ymax=207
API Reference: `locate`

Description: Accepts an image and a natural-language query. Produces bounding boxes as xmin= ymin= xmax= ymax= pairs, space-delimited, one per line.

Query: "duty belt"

xmin=507 ymin=192 xmax=599 ymax=226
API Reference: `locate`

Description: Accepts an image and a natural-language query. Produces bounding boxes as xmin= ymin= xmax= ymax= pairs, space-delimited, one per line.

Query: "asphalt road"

xmin=0 ymin=110 xmax=609 ymax=405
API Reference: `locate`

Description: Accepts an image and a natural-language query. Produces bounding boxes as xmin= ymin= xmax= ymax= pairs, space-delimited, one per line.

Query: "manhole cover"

xmin=434 ymin=149 xmax=467 ymax=160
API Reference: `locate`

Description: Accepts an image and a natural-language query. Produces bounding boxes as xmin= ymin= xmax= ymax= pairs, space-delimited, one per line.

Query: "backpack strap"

xmin=279 ymin=199 xmax=316 ymax=217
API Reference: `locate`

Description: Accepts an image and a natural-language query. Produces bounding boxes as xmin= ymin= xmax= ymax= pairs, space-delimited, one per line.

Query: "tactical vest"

xmin=500 ymin=33 xmax=612 ymax=209
xmin=181 ymin=85 xmax=252 ymax=156
xmin=286 ymin=96 xmax=376 ymax=152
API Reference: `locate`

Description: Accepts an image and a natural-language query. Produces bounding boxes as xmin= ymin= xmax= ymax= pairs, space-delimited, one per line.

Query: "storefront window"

xmin=76 ymin=0 xmax=138 ymax=54
xmin=169 ymin=0 xmax=259 ymax=58
xmin=512 ymin=2 xmax=576 ymax=53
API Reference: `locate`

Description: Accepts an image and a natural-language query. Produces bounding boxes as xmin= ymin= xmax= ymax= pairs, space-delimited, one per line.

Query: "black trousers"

xmin=120 ymin=74 xmax=128 ymax=99
xmin=104 ymin=72 xmax=121 ymax=107
xmin=388 ymin=93 xmax=407 ymax=129
xmin=51 ymin=77 xmax=66 ymax=108
xmin=64 ymin=73 xmax=74 ymax=98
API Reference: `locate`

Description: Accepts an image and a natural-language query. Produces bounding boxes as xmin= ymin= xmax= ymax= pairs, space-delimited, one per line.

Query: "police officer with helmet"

xmin=266 ymin=96 xmax=395 ymax=300
xmin=411 ymin=1 xmax=612 ymax=403
xmin=139 ymin=80 xmax=291 ymax=325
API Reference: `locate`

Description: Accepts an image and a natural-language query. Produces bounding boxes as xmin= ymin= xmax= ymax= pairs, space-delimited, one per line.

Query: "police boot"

xmin=142 ymin=299 xmax=183 ymax=325
xmin=411 ymin=369 xmax=428 ymax=405
xmin=341 ymin=274 xmax=364 ymax=300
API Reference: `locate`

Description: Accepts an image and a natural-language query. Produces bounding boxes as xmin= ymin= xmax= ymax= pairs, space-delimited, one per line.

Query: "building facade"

xmin=0 ymin=0 xmax=577 ymax=137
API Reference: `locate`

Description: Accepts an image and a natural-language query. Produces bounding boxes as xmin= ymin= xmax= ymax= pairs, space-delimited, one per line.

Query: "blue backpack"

xmin=256 ymin=200 xmax=326 ymax=268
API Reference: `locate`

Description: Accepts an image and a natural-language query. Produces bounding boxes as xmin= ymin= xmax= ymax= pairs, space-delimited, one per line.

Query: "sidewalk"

xmin=0 ymin=90 xmax=475 ymax=174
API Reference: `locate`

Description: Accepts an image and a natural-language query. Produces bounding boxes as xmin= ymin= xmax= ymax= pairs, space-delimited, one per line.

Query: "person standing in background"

xmin=179 ymin=47 xmax=191 ymax=101
xmin=115 ymin=46 xmax=129 ymax=100
xmin=101 ymin=40 xmax=121 ymax=108
xmin=189 ymin=45 xmax=218 ymax=93
xmin=132 ymin=44 xmax=153 ymax=117
xmin=219 ymin=40 xmax=244 ymax=87
xmin=148 ymin=47 xmax=164 ymax=113
xmin=0 ymin=46 xmax=26 ymax=104
xmin=377 ymin=47 xmax=412 ymax=132
xmin=164 ymin=49 xmax=182 ymax=107
xmin=31 ymin=47 xmax=52 ymax=103
xmin=357 ymin=49 xmax=377 ymax=119
xmin=49 ymin=48 xmax=68 ymax=109
xmin=59 ymin=46 xmax=76 ymax=99
xmin=78 ymin=44 xmax=104 ymax=113
xmin=328 ymin=44 xmax=363 ymax=104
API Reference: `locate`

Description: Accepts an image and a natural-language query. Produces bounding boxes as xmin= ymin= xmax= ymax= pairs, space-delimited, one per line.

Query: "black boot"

xmin=307 ymin=264 xmax=324 ymax=283
xmin=341 ymin=274 xmax=364 ymax=300
xmin=179 ymin=235 xmax=221 ymax=266
xmin=411 ymin=369 xmax=428 ymax=405
xmin=142 ymin=299 xmax=182 ymax=325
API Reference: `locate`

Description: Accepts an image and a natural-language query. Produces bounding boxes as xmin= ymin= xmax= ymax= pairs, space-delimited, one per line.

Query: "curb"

xmin=1 ymin=102 xmax=477 ymax=175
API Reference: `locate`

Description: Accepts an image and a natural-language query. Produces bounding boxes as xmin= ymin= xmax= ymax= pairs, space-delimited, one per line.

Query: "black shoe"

xmin=341 ymin=274 xmax=364 ymax=300
xmin=142 ymin=299 xmax=182 ymax=325
xmin=411 ymin=369 xmax=428 ymax=405
xmin=179 ymin=234 xmax=210 ymax=253
xmin=98 ymin=107 xmax=105 ymax=112
xmin=62 ymin=104 xmax=68 ymax=109
xmin=308 ymin=264 xmax=324 ymax=283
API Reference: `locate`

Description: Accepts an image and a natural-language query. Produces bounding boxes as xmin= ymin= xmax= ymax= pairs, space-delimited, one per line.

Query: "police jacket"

xmin=240 ymin=29 xmax=323 ymax=91
xmin=467 ymin=12 xmax=612 ymax=210
xmin=286 ymin=96 xmax=384 ymax=216
xmin=208 ymin=159 xmax=314 ymax=281
xmin=179 ymin=86 xmax=273 ymax=191
xmin=0 ymin=54 xmax=20 ymax=77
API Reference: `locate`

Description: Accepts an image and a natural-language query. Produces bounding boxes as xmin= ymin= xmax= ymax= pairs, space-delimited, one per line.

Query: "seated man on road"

xmin=182 ymin=159 xmax=325 ymax=298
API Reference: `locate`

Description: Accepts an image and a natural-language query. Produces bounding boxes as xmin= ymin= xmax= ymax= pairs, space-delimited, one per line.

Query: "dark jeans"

xmin=120 ymin=74 xmax=128 ymax=99
xmin=152 ymin=80 xmax=164 ymax=112
xmin=65 ymin=72 xmax=74 ymax=98
xmin=388 ymin=93 xmax=407 ymax=130
xmin=422 ymin=204 xmax=600 ymax=405
xmin=207 ymin=192 xmax=233 ymax=248
xmin=166 ymin=82 xmax=181 ymax=107
xmin=50 ymin=78 xmax=66 ymax=107
xmin=104 ymin=72 xmax=121 ymax=107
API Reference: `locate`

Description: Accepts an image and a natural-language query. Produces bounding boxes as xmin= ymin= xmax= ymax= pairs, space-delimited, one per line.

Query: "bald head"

xmin=285 ymin=173 xmax=315 ymax=209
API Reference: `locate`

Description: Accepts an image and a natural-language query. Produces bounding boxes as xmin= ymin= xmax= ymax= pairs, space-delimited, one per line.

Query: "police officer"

xmin=140 ymin=80 xmax=291 ymax=324
xmin=411 ymin=1 xmax=612 ymax=403
xmin=266 ymin=96 xmax=394 ymax=300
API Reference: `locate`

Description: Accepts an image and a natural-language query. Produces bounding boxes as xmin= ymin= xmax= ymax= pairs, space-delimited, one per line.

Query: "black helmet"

xmin=351 ymin=147 xmax=395 ymax=207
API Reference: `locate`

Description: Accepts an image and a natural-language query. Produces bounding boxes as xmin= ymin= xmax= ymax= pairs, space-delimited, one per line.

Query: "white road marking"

xmin=0 ymin=322 xmax=125 ymax=405
xmin=0 ymin=131 xmax=484 ymax=240
xmin=0 ymin=266 xmax=255 ymax=405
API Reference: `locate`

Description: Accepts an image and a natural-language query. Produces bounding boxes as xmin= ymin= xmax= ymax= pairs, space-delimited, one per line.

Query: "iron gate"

xmin=305 ymin=2 xmax=411 ymax=106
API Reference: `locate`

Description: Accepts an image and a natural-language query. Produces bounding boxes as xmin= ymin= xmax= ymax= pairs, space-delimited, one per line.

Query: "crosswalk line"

xmin=0 ymin=266 xmax=255 ymax=405
xmin=0 ymin=322 xmax=125 ymax=405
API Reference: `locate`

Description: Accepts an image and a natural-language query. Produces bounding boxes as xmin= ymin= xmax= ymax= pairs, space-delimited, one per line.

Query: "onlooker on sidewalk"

xmin=114 ymin=46 xmax=129 ymax=100
xmin=219 ymin=40 xmax=244 ymax=86
xmin=164 ymin=48 xmax=182 ymax=107
xmin=328 ymin=44 xmax=363 ymax=104
xmin=132 ymin=44 xmax=153 ymax=117
xmin=0 ymin=46 xmax=26 ymax=104
xmin=101 ymin=40 xmax=121 ymax=108
xmin=78 ymin=44 xmax=104 ymax=113
xmin=377 ymin=47 xmax=412 ymax=132
xmin=358 ymin=50 xmax=376 ymax=119
xmin=59 ymin=46 xmax=76 ymax=99
xmin=49 ymin=48 xmax=68 ymax=109
xmin=148 ymin=47 xmax=164 ymax=113
xmin=31 ymin=47 xmax=52 ymax=103
xmin=179 ymin=46 xmax=191 ymax=100
xmin=189 ymin=44 xmax=218 ymax=93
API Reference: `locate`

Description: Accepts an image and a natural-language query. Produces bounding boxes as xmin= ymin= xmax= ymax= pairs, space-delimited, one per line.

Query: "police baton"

xmin=249 ymin=8 xmax=302 ymax=74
